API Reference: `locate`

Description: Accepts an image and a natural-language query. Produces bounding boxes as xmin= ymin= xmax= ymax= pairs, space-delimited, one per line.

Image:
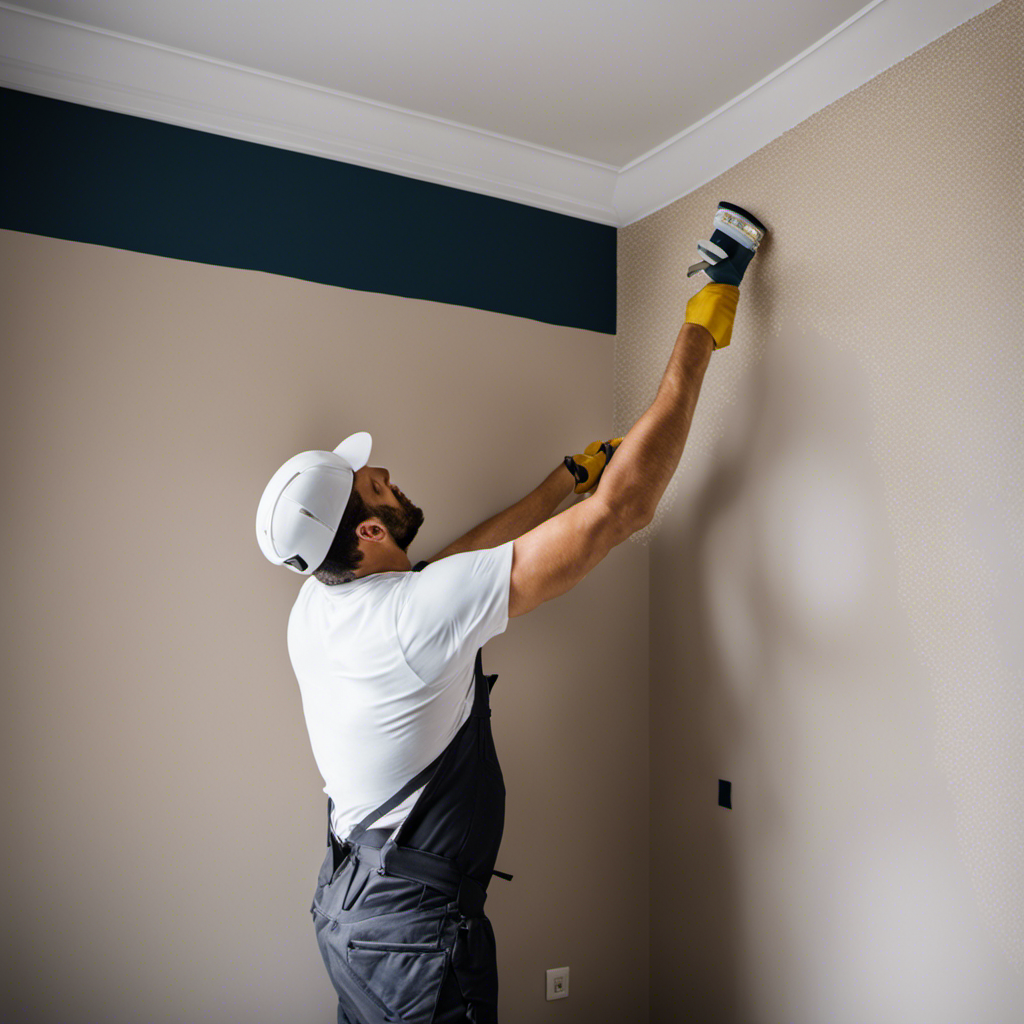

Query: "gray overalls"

xmin=310 ymin=561 xmax=512 ymax=1023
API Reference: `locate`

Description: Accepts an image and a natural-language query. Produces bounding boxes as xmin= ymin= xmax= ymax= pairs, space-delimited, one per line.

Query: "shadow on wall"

xmin=653 ymin=323 xmax=1011 ymax=1021
xmin=704 ymin=323 xmax=897 ymax=678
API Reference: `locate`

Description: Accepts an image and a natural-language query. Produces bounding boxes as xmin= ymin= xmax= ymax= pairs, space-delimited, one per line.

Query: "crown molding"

xmin=0 ymin=0 xmax=1000 ymax=229
xmin=614 ymin=0 xmax=999 ymax=225
xmin=0 ymin=2 xmax=621 ymax=224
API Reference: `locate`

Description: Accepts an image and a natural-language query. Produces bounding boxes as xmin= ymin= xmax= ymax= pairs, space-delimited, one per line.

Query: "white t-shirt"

xmin=287 ymin=540 xmax=515 ymax=843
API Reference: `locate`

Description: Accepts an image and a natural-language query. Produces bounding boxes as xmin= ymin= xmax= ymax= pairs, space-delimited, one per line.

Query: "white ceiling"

xmin=0 ymin=0 xmax=998 ymax=225
xmin=6 ymin=0 xmax=876 ymax=166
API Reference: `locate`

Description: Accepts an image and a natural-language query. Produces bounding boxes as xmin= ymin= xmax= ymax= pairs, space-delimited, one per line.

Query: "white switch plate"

xmin=546 ymin=966 xmax=569 ymax=1001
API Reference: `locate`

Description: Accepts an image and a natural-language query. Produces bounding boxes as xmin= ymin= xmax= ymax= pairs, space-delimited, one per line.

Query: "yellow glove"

xmin=564 ymin=438 xmax=624 ymax=495
xmin=685 ymin=282 xmax=739 ymax=350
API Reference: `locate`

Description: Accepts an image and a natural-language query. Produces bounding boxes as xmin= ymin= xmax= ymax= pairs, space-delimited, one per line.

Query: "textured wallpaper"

xmin=619 ymin=0 xmax=1022 ymax=1018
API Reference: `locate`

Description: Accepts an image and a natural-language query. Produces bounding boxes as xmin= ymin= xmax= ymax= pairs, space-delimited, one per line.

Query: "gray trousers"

xmin=311 ymin=835 xmax=496 ymax=1023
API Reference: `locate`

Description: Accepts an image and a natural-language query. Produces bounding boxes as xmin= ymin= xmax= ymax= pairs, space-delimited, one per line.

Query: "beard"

xmin=371 ymin=492 xmax=425 ymax=552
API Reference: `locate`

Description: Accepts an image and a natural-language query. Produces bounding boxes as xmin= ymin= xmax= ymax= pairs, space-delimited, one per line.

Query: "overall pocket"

xmin=346 ymin=941 xmax=448 ymax=1023
xmin=312 ymin=850 xmax=367 ymax=919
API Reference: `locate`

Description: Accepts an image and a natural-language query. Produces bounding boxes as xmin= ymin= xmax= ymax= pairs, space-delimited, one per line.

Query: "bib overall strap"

xmin=470 ymin=648 xmax=499 ymax=718
xmin=342 ymin=746 xmax=446 ymax=847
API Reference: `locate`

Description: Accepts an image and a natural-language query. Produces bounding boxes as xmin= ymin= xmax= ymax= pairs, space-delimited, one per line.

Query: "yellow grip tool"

xmin=564 ymin=438 xmax=624 ymax=495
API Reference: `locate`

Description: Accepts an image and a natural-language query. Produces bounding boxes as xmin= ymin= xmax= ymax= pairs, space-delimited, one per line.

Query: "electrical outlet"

xmin=546 ymin=966 xmax=569 ymax=1001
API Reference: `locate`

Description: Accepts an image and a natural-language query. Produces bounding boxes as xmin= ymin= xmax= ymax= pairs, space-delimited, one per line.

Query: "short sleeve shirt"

xmin=287 ymin=540 xmax=515 ymax=841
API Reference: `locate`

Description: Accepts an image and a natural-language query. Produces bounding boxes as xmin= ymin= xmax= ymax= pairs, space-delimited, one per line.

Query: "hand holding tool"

xmin=687 ymin=201 xmax=768 ymax=286
xmin=564 ymin=438 xmax=624 ymax=495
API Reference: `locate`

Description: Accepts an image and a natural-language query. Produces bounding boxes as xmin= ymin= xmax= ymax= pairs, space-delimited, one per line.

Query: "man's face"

xmin=353 ymin=465 xmax=425 ymax=552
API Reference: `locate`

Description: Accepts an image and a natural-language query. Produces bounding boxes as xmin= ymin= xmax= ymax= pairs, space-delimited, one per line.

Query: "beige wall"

xmin=619 ymin=0 xmax=1023 ymax=1020
xmin=0 ymin=232 xmax=647 ymax=1021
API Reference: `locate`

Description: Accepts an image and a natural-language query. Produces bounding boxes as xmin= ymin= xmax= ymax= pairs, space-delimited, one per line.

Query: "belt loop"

xmin=377 ymin=836 xmax=396 ymax=876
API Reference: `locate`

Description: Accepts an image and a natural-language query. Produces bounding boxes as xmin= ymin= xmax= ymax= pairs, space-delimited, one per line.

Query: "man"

xmin=255 ymin=202 xmax=766 ymax=1023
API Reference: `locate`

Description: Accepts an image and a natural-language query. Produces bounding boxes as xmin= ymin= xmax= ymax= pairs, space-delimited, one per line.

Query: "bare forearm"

xmin=596 ymin=322 xmax=715 ymax=525
xmin=467 ymin=464 xmax=576 ymax=548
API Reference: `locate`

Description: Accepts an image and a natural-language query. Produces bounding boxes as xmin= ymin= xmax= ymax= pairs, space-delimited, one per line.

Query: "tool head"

xmin=715 ymin=202 xmax=768 ymax=250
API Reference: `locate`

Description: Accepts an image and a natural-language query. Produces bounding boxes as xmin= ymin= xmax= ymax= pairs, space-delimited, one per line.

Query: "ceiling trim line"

xmin=0 ymin=0 xmax=1002 ymax=229
xmin=0 ymin=2 xmax=621 ymax=224
xmin=613 ymin=0 xmax=1001 ymax=226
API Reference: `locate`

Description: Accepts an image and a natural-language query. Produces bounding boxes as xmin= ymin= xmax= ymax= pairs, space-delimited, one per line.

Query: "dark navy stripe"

xmin=1 ymin=86 xmax=615 ymax=334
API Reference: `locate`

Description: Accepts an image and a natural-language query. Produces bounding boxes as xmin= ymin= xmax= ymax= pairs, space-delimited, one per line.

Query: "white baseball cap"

xmin=256 ymin=431 xmax=372 ymax=574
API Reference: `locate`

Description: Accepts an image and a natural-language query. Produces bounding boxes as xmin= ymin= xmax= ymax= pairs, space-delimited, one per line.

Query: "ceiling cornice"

xmin=0 ymin=0 xmax=998 ymax=228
